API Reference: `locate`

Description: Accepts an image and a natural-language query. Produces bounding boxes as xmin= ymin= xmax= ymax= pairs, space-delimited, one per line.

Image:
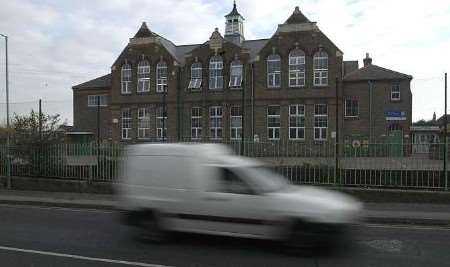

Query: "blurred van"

xmin=116 ymin=144 xmax=362 ymax=249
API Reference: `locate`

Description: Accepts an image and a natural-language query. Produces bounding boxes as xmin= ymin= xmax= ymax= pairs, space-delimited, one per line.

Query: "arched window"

xmin=229 ymin=59 xmax=243 ymax=88
xmin=289 ymin=49 xmax=305 ymax=87
xmin=209 ymin=56 xmax=223 ymax=90
xmin=188 ymin=62 xmax=202 ymax=90
xmin=156 ymin=61 xmax=168 ymax=93
xmin=267 ymin=54 xmax=281 ymax=88
xmin=313 ymin=50 xmax=328 ymax=86
xmin=121 ymin=63 xmax=132 ymax=94
xmin=137 ymin=60 xmax=150 ymax=93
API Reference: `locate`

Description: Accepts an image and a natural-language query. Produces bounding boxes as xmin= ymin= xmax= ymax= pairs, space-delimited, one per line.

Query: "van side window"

xmin=215 ymin=168 xmax=254 ymax=195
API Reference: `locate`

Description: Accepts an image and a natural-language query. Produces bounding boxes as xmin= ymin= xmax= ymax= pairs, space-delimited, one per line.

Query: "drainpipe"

xmin=251 ymin=63 xmax=255 ymax=139
xmin=369 ymin=80 xmax=373 ymax=143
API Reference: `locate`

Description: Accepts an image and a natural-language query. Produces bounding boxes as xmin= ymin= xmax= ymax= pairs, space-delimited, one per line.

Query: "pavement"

xmin=1 ymin=204 xmax=450 ymax=266
xmin=1 ymin=189 xmax=450 ymax=227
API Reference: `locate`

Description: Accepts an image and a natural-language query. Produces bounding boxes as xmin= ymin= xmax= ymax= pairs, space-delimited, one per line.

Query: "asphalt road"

xmin=0 ymin=204 xmax=450 ymax=267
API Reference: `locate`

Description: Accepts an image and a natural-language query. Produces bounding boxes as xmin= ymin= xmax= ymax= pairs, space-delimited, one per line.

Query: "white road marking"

xmin=0 ymin=203 xmax=115 ymax=213
xmin=365 ymin=223 xmax=450 ymax=231
xmin=0 ymin=245 xmax=172 ymax=267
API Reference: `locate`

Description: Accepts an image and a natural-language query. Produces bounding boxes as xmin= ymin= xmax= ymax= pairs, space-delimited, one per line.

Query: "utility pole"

xmin=335 ymin=77 xmax=339 ymax=184
xmin=1 ymin=33 xmax=10 ymax=189
xmin=38 ymin=99 xmax=42 ymax=141
xmin=445 ymin=73 xmax=448 ymax=190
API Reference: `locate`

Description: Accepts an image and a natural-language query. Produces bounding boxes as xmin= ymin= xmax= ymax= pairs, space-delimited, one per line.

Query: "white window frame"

xmin=209 ymin=106 xmax=223 ymax=140
xmin=314 ymin=104 xmax=328 ymax=141
xmin=188 ymin=62 xmax=202 ymax=90
xmin=137 ymin=107 xmax=150 ymax=139
xmin=156 ymin=61 xmax=168 ymax=93
xmin=313 ymin=51 xmax=328 ymax=86
xmin=88 ymin=95 xmax=107 ymax=107
xmin=191 ymin=107 xmax=202 ymax=140
xmin=121 ymin=108 xmax=132 ymax=140
xmin=289 ymin=104 xmax=305 ymax=140
xmin=289 ymin=50 xmax=306 ymax=88
xmin=267 ymin=54 xmax=281 ymax=88
xmin=267 ymin=105 xmax=281 ymax=140
xmin=209 ymin=56 xmax=224 ymax=90
xmin=156 ymin=106 xmax=167 ymax=140
xmin=344 ymin=98 xmax=359 ymax=117
xmin=391 ymin=83 xmax=401 ymax=101
xmin=137 ymin=60 xmax=150 ymax=93
xmin=121 ymin=64 xmax=132 ymax=94
xmin=229 ymin=60 xmax=243 ymax=89
xmin=230 ymin=106 xmax=242 ymax=140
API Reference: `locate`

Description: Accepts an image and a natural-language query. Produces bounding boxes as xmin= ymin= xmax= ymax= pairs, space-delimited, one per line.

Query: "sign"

xmin=385 ymin=111 xmax=406 ymax=121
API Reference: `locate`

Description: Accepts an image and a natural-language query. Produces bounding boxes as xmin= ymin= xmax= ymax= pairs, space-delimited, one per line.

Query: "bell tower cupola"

xmin=224 ymin=1 xmax=245 ymax=45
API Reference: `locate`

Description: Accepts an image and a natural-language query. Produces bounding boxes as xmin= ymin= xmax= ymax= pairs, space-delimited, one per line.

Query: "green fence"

xmin=0 ymin=141 xmax=448 ymax=190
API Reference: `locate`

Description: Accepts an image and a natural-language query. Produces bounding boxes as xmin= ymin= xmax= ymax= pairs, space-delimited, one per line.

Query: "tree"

xmin=11 ymin=110 xmax=64 ymax=146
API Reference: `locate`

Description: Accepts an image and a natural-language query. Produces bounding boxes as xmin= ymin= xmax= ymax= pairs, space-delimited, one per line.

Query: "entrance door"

xmin=386 ymin=124 xmax=403 ymax=156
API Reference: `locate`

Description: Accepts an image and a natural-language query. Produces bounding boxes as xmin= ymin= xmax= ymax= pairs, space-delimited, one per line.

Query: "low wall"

xmin=1 ymin=176 xmax=449 ymax=204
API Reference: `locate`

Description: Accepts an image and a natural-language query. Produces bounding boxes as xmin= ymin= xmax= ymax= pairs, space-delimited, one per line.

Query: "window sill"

xmin=288 ymin=86 xmax=306 ymax=89
xmin=313 ymin=85 xmax=329 ymax=89
xmin=390 ymin=99 xmax=401 ymax=102
xmin=267 ymin=87 xmax=281 ymax=90
xmin=289 ymin=139 xmax=305 ymax=142
xmin=136 ymin=91 xmax=151 ymax=95
xmin=344 ymin=116 xmax=359 ymax=120
xmin=120 ymin=93 xmax=132 ymax=95
xmin=189 ymin=89 xmax=202 ymax=92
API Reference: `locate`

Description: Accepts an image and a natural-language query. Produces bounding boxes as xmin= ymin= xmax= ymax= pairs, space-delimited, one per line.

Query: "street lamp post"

xmin=0 ymin=33 xmax=10 ymax=189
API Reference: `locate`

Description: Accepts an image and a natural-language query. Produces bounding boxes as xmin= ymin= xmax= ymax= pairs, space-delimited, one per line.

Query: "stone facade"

xmin=71 ymin=4 xmax=413 ymax=145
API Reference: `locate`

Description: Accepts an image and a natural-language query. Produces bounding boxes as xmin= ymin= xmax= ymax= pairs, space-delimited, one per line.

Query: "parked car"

xmin=116 ymin=143 xmax=362 ymax=250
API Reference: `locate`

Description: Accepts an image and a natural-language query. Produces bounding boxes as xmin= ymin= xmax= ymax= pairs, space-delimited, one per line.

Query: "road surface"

xmin=0 ymin=204 xmax=449 ymax=267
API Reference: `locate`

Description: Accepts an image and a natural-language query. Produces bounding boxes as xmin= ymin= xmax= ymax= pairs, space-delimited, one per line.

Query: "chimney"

xmin=363 ymin=53 xmax=372 ymax=67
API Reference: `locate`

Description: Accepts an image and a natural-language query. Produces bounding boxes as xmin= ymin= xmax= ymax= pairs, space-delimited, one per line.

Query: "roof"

xmin=285 ymin=6 xmax=310 ymax=24
xmin=242 ymin=38 xmax=269 ymax=60
xmin=72 ymin=73 xmax=111 ymax=90
xmin=225 ymin=1 xmax=243 ymax=17
xmin=134 ymin=22 xmax=155 ymax=38
xmin=343 ymin=64 xmax=413 ymax=82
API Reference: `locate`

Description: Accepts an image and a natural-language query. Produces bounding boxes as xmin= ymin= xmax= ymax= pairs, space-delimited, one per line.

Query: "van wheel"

xmin=138 ymin=212 xmax=168 ymax=243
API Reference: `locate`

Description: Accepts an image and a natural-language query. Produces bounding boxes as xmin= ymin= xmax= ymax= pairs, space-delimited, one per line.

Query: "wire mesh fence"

xmin=0 ymin=141 xmax=448 ymax=190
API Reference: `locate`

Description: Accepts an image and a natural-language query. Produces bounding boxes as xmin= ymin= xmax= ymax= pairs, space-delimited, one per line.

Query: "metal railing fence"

xmin=0 ymin=140 xmax=448 ymax=190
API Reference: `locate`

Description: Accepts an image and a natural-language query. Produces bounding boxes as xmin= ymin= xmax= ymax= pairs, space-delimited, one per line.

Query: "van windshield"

xmin=243 ymin=167 xmax=289 ymax=193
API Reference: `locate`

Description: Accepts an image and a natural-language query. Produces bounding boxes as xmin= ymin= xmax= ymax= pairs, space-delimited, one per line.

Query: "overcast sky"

xmin=0 ymin=0 xmax=449 ymax=124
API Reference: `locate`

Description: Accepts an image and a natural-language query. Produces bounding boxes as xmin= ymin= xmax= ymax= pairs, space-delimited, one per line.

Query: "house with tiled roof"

xmin=72 ymin=2 xmax=413 ymax=146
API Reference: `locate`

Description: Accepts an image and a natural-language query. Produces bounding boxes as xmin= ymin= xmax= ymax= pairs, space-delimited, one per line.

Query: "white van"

xmin=116 ymin=143 xmax=362 ymax=249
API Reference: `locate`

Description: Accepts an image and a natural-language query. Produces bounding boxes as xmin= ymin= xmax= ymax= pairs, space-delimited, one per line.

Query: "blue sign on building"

xmin=385 ymin=111 xmax=406 ymax=121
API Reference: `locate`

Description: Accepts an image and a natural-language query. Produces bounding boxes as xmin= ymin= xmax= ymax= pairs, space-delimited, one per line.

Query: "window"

xmin=230 ymin=106 xmax=242 ymax=140
xmin=391 ymin=84 xmax=401 ymax=101
xmin=267 ymin=105 xmax=280 ymax=140
xmin=121 ymin=108 xmax=132 ymax=140
xmin=314 ymin=104 xmax=328 ymax=141
xmin=214 ymin=168 xmax=253 ymax=195
xmin=209 ymin=106 xmax=223 ymax=139
xmin=313 ymin=50 xmax=328 ymax=86
xmin=345 ymin=98 xmax=359 ymax=117
xmin=267 ymin=54 xmax=281 ymax=88
xmin=188 ymin=62 xmax=202 ymax=90
xmin=87 ymin=95 xmax=107 ymax=107
xmin=289 ymin=104 xmax=305 ymax=140
xmin=191 ymin=107 xmax=202 ymax=140
xmin=137 ymin=60 xmax=150 ymax=93
xmin=137 ymin=107 xmax=150 ymax=139
xmin=121 ymin=63 xmax=132 ymax=94
xmin=209 ymin=56 xmax=223 ymax=89
xmin=156 ymin=106 xmax=167 ymax=140
xmin=289 ymin=49 xmax=306 ymax=87
xmin=156 ymin=61 xmax=168 ymax=93
xmin=229 ymin=60 xmax=243 ymax=88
